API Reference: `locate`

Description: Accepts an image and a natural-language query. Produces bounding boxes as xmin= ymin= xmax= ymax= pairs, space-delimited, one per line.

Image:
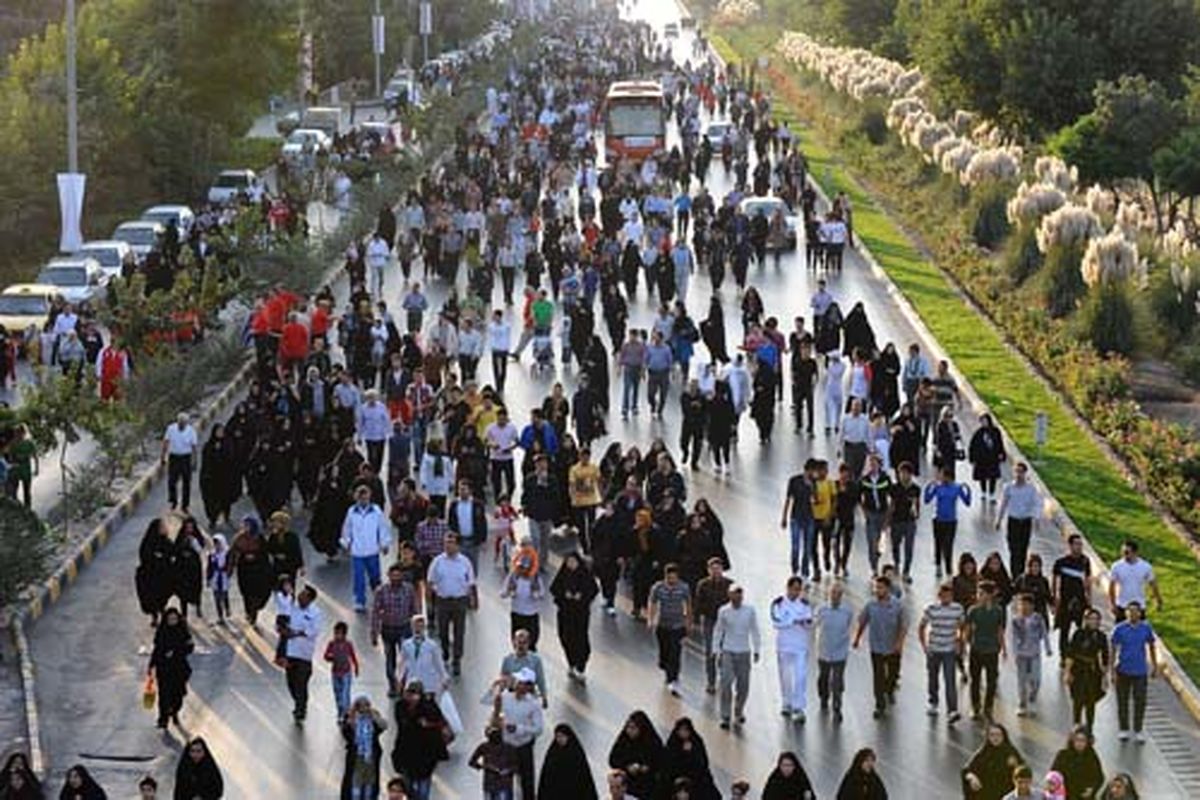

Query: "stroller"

xmin=532 ymin=332 xmax=554 ymax=371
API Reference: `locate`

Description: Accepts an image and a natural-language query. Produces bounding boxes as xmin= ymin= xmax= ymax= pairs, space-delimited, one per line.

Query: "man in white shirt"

xmin=770 ymin=576 xmax=814 ymax=721
xmin=485 ymin=408 xmax=520 ymax=498
xmin=496 ymin=668 xmax=544 ymax=800
xmin=1108 ymin=539 xmax=1163 ymax=621
xmin=160 ymin=412 xmax=198 ymax=512
xmin=488 ymin=310 xmax=513 ymax=393
xmin=366 ymin=231 xmax=390 ymax=299
xmin=341 ymin=485 xmax=393 ymax=611
xmin=283 ymin=585 xmax=322 ymax=722
xmin=714 ymin=584 xmax=761 ymax=730
xmin=994 ymin=461 xmax=1043 ymax=577
xmin=427 ymin=532 xmax=476 ymax=676
xmin=395 ymin=614 xmax=448 ymax=695
xmin=356 ymin=389 xmax=391 ymax=475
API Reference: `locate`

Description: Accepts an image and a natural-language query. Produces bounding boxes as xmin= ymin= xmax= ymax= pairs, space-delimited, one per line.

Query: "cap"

xmin=513 ymin=668 xmax=537 ymax=685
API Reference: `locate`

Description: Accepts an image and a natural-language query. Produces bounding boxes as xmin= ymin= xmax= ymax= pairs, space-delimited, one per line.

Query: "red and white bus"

xmin=604 ymin=80 xmax=666 ymax=163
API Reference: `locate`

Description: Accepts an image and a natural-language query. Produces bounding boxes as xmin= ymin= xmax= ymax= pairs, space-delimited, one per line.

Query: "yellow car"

xmin=0 ymin=283 xmax=59 ymax=338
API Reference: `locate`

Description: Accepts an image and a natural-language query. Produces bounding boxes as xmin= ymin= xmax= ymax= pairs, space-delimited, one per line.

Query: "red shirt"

xmin=310 ymin=306 xmax=331 ymax=337
xmin=279 ymin=321 xmax=309 ymax=360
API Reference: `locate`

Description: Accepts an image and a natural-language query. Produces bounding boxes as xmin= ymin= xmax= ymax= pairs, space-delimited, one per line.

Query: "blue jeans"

xmin=622 ymin=368 xmax=642 ymax=413
xmin=788 ymin=518 xmax=814 ymax=575
xmin=332 ymin=673 xmax=352 ymax=719
xmin=351 ymin=555 xmax=382 ymax=607
xmin=927 ymin=650 xmax=958 ymax=713
xmin=484 ymin=791 xmax=513 ymax=800
xmin=407 ymin=777 xmax=432 ymax=800
xmin=890 ymin=520 xmax=916 ymax=576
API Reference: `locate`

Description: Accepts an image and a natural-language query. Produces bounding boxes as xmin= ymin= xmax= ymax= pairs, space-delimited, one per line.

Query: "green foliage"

xmin=966 ymin=181 xmax=1012 ymax=250
xmin=1051 ymin=76 xmax=1180 ymax=187
xmin=1153 ymin=127 xmax=1200 ymax=225
xmin=1041 ymin=242 xmax=1088 ymax=318
xmin=0 ymin=499 xmax=51 ymax=607
xmin=1176 ymin=338 xmax=1200 ymax=385
xmin=823 ymin=0 xmax=897 ymax=52
xmin=1145 ymin=260 xmax=1200 ymax=343
xmin=855 ymin=106 xmax=889 ymax=146
xmin=1004 ymin=224 xmax=1044 ymax=285
xmin=1076 ymin=282 xmax=1137 ymax=356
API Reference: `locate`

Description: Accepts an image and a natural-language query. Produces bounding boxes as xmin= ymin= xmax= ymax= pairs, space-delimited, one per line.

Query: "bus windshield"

xmin=607 ymin=102 xmax=662 ymax=138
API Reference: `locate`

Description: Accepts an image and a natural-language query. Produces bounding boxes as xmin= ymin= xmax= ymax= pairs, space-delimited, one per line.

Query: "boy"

xmin=324 ymin=620 xmax=360 ymax=721
xmin=273 ymin=575 xmax=295 ymax=668
xmin=1011 ymin=593 xmax=1051 ymax=716
xmin=468 ymin=725 xmax=518 ymax=800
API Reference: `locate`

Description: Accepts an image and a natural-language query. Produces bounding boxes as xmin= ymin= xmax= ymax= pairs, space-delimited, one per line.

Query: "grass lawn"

xmin=709 ymin=28 xmax=1200 ymax=679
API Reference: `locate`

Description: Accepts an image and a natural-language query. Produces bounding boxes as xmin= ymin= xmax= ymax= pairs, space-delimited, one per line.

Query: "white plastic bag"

xmin=437 ymin=690 xmax=463 ymax=735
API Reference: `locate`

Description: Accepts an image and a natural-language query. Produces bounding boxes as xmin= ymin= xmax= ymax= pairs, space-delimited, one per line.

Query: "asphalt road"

xmin=25 ymin=6 xmax=1200 ymax=797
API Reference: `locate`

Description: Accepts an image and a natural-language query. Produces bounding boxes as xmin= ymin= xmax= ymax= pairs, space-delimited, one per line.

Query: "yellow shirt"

xmin=473 ymin=406 xmax=499 ymax=439
xmin=569 ymin=463 xmax=602 ymax=508
xmin=811 ymin=479 xmax=835 ymax=521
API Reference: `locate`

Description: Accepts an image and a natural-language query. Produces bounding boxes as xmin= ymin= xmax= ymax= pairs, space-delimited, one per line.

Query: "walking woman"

xmin=608 ymin=711 xmax=663 ymax=800
xmin=175 ymin=517 xmax=207 ymax=620
xmin=707 ymin=381 xmax=736 ymax=474
xmin=968 ymin=415 xmax=1006 ymax=502
xmin=1050 ymin=726 xmax=1105 ymax=800
xmin=265 ymin=510 xmax=305 ymax=585
xmin=701 ymin=298 xmax=729 ymax=364
xmin=933 ymin=407 xmax=963 ymax=480
xmin=174 ymin=737 xmax=224 ymax=799
xmin=148 ymin=607 xmax=193 ymax=729
xmin=657 ymin=718 xmax=720 ymax=800
xmin=1065 ymin=608 xmax=1110 ymax=732
xmin=1 ymin=753 xmax=41 ymax=800
xmin=341 ymin=696 xmax=388 ymax=800
xmin=135 ymin=518 xmax=174 ymax=627
xmin=391 ymin=682 xmax=447 ymax=800
xmin=762 ymin=752 xmax=814 ymax=800
xmin=227 ymin=514 xmax=274 ymax=625
xmin=57 ymin=766 xmax=105 ymax=800
xmin=199 ymin=423 xmax=239 ymax=528
xmin=550 ymin=551 xmax=599 ymax=682
xmin=750 ymin=369 xmax=775 ymax=444
xmin=961 ymin=723 xmax=1024 ymax=800
xmin=836 ymin=748 xmax=887 ymax=800
xmin=538 ymin=724 xmax=598 ymax=800
xmin=1098 ymin=774 xmax=1138 ymax=800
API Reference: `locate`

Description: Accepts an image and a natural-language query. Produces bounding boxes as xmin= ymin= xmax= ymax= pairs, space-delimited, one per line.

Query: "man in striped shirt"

xmin=919 ymin=582 xmax=965 ymax=723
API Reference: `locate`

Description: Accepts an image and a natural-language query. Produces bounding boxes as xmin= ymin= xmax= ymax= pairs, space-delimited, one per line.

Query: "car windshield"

xmin=215 ymin=174 xmax=249 ymax=189
xmin=38 ymin=267 xmax=87 ymax=286
xmin=142 ymin=211 xmax=176 ymax=226
xmin=114 ymin=227 xmax=158 ymax=246
xmin=82 ymin=248 xmax=120 ymax=267
xmin=288 ymin=131 xmax=320 ymax=145
xmin=0 ymin=295 xmax=48 ymax=315
xmin=745 ymin=201 xmax=782 ymax=217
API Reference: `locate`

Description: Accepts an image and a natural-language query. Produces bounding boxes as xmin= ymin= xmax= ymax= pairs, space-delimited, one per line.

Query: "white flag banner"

xmin=57 ymin=172 xmax=86 ymax=253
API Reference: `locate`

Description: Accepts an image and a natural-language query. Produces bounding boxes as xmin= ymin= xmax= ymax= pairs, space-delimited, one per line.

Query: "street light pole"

xmin=65 ymin=0 xmax=78 ymax=174
xmin=374 ymin=0 xmax=383 ymax=98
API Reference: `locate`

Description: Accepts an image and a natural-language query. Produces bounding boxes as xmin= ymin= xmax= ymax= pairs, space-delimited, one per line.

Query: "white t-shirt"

xmin=1110 ymin=557 xmax=1154 ymax=608
xmin=486 ymin=422 xmax=520 ymax=461
xmin=163 ymin=424 xmax=197 ymax=456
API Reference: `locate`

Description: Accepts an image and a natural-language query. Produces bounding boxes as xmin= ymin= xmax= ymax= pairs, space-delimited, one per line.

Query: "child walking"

xmin=324 ymin=621 xmax=360 ymax=722
xmin=206 ymin=534 xmax=231 ymax=624
xmin=1011 ymin=592 xmax=1052 ymax=716
xmin=491 ymin=494 xmax=520 ymax=571
xmin=273 ymin=575 xmax=295 ymax=668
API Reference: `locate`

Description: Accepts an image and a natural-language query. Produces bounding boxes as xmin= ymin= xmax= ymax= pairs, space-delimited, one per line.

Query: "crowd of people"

xmin=5 ymin=7 xmax=1168 ymax=800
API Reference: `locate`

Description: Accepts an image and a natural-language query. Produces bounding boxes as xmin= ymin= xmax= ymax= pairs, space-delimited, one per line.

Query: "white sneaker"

xmin=926 ymin=703 xmax=938 ymax=717
xmin=605 ymin=606 xmax=617 ymax=617
xmin=1118 ymin=730 xmax=1130 ymax=742
xmin=668 ymin=682 xmax=681 ymax=697
xmin=1135 ymin=732 xmax=1147 ymax=744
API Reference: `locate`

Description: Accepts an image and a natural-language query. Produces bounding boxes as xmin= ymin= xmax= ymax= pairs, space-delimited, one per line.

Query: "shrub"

xmin=1042 ymin=242 xmax=1088 ymax=317
xmin=1004 ymin=224 xmax=1044 ymax=284
xmin=1076 ymin=282 xmax=1137 ymax=356
xmin=967 ymin=182 xmax=1012 ymax=249
xmin=856 ymin=106 xmax=889 ymax=145
xmin=0 ymin=499 xmax=51 ymax=607
xmin=1176 ymin=339 xmax=1200 ymax=384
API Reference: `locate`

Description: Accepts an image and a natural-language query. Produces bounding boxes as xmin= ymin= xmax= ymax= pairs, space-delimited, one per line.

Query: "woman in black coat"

xmin=837 ymin=747 xmax=888 ymax=800
xmin=135 ymin=519 xmax=173 ymax=626
xmin=621 ymin=239 xmax=642 ymax=297
xmin=1 ymin=752 xmax=41 ymax=800
xmin=656 ymin=718 xmax=719 ymax=800
xmin=750 ymin=368 xmax=775 ymax=444
xmin=889 ymin=404 xmax=922 ymax=477
xmin=58 ymin=766 xmax=104 ymax=800
xmin=391 ymin=684 xmax=448 ymax=795
xmin=341 ymin=697 xmax=388 ymax=800
xmin=148 ymin=607 xmax=193 ymax=729
xmin=295 ymin=413 xmax=325 ymax=507
xmin=815 ymin=301 xmax=842 ymax=355
xmin=583 ymin=336 xmax=611 ymax=412
xmin=309 ymin=471 xmax=350 ymax=559
xmin=174 ymin=516 xmax=206 ymax=619
xmin=549 ymin=551 xmax=600 ymax=678
xmin=608 ymin=710 xmax=663 ymax=800
xmin=701 ymin=297 xmax=729 ymax=364
xmin=199 ymin=424 xmax=238 ymax=528
xmin=1050 ymin=726 xmax=1105 ymax=800
xmin=967 ymin=414 xmax=1006 ymax=499
xmin=961 ymin=723 xmax=1024 ymax=800
xmin=174 ymin=737 xmax=223 ymax=800
xmin=933 ymin=407 xmax=963 ymax=479
xmin=264 ymin=511 xmax=304 ymax=585
xmin=870 ymin=343 xmax=901 ymax=417
xmin=706 ymin=381 xmax=736 ymax=472
xmin=762 ymin=752 xmax=814 ymax=800
xmin=538 ymin=724 xmax=597 ymax=800
xmin=842 ymin=301 xmax=876 ymax=357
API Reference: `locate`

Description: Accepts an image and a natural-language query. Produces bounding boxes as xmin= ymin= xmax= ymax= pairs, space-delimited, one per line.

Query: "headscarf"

xmin=1044 ymin=770 xmax=1066 ymax=800
xmin=354 ymin=698 xmax=376 ymax=761
xmin=241 ymin=514 xmax=262 ymax=538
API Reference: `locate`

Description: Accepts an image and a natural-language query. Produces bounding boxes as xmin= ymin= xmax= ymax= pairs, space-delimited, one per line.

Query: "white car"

xmin=208 ymin=169 xmax=258 ymax=206
xmin=281 ymin=128 xmax=332 ymax=160
xmin=664 ymin=22 xmax=680 ymax=38
xmin=739 ymin=196 xmax=800 ymax=250
xmin=36 ymin=257 xmax=108 ymax=306
xmin=140 ymin=204 xmax=195 ymax=237
xmin=78 ymin=240 xmax=135 ymax=280
xmin=704 ymin=122 xmax=735 ymax=149
xmin=111 ymin=220 xmax=165 ymax=264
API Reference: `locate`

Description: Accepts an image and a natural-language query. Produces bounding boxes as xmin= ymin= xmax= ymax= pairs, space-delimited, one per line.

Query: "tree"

xmin=0 ymin=499 xmax=51 ymax=607
xmin=824 ymin=0 xmax=897 ymax=52
xmin=1154 ymin=128 xmax=1200 ymax=229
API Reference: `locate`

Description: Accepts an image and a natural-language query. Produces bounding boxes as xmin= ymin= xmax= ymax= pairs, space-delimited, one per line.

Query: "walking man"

xmin=715 ymin=584 xmax=760 ymax=730
xmin=780 ymin=462 xmax=814 ymax=577
xmin=648 ymin=563 xmax=691 ymax=697
xmin=695 ymin=557 xmax=733 ymax=694
xmin=770 ymin=576 xmax=814 ymax=721
xmin=858 ymin=455 xmax=891 ymax=577
xmin=161 ymin=412 xmax=198 ymax=512
xmin=395 ymin=614 xmax=448 ymax=694
xmin=965 ymin=580 xmax=1006 ymax=720
xmin=427 ymin=532 xmax=476 ymax=677
xmin=356 ymin=389 xmax=391 ymax=475
xmin=372 ymin=563 xmax=419 ymax=697
xmin=919 ymin=581 xmax=964 ymax=722
xmin=854 ymin=575 xmax=907 ymax=719
xmin=341 ymin=485 xmax=392 ymax=612
xmin=1052 ymin=534 xmax=1092 ymax=659
xmin=283 ymin=585 xmax=321 ymax=723
xmin=1111 ymin=601 xmax=1157 ymax=743
xmin=366 ymin=230 xmax=390 ymax=299
xmin=618 ymin=330 xmax=647 ymax=419
xmin=1108 ymin=539 xmax=1163 ymax=622
xmin=815 ymin=581 xmax=853 ymax=722
xmin=994 ymin=461 xmax=1041 ymax=577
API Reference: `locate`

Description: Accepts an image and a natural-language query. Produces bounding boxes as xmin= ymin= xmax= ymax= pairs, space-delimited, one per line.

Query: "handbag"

xmin=142 ymin=674 xmax=157 ymax=710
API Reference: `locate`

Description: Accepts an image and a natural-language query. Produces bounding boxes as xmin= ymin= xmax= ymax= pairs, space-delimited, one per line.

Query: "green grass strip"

xmin=710 ymin=29 xmax=1200 ymax=678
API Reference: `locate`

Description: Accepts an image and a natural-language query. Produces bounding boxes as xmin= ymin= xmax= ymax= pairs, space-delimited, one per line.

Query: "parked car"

xmin=78 ymin=240 xmax=135 ymax=280
xmin=281 ymin=128 xmax=332 ymax=161
xmin=36 ymin=257 xmax=108 ymax=307
xmin=207 ymin=169 xmax=258 ymax=206
xmin=739 ymin=196 xmax=800 ymax=250
xmin=0 ymin=284 xmax=57 ymax=337
xmin=140 ymin=204 xmax=195 ymax=238
xmin=299 ymin=106 xmax=342 ymax=139
xmin=384 ymin=74 xmax=418 ymax=111
xmin=275 ymin=110 xmax=301 ymax=137
xmin=111 ymin=220 xmax=165 ymax=264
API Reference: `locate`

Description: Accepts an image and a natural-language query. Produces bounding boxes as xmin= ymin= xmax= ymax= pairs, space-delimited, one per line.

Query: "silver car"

xmin=739 ymin=196 xmax=800 ymax=251
xmin=36 ymin=257 xmax=108 ymax=306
